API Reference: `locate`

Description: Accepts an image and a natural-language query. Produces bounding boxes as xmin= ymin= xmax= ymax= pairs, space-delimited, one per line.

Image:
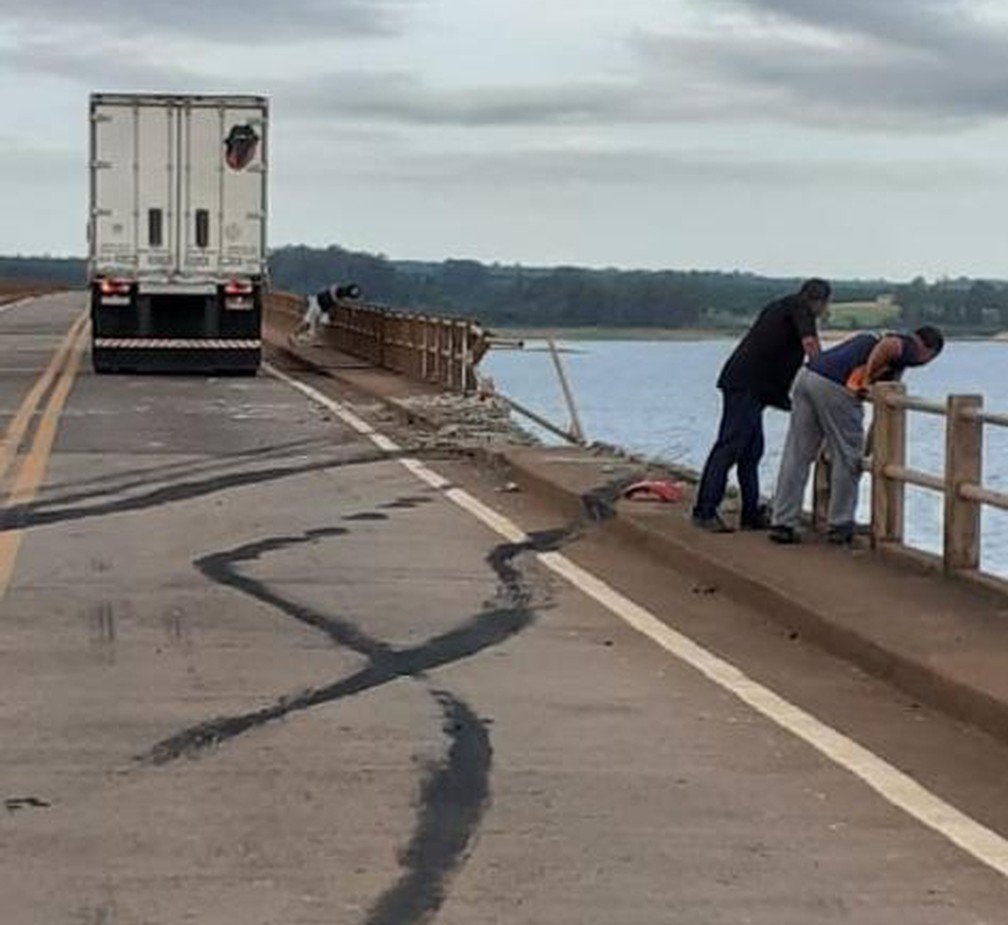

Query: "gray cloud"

xmin=0 ymin=0 xmax=411 ymax=42
xmin=354 ymin=146 xmax=1008 ymax=191
xmin=245 ymin=0 xmax=1008 ymax=133
xmin=727 ymin=0 xmax=979 ymax=50
xmin=0 ymin=41 xmax=213 ymax=91
xmin=634 ymin=0 xmax=1008 ymax=128
xmin=8 ymin=0 xmax=1004 ymax=134
xmin=0 ymin=43 xmax=645 ymax=130
xmin=283 ymin=74 xmax=639 ymax=126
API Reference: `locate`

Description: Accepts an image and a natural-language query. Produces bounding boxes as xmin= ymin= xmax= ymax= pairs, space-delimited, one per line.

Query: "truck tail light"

xmin=224 ymin=278 xmax=253 ymax=296
xmin=98 ymin=277 xmax=133 ymax=297
xmin=223 ymin=278 xmax=255 ymax=310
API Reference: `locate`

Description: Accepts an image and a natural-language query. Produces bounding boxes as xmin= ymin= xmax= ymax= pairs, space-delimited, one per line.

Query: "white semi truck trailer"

xmin=87 ymin=93 xmax=269 ymax=373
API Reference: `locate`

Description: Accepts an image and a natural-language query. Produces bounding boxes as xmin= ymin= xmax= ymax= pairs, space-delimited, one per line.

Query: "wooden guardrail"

xmin=266 ymin=292 xmax=491 ymax=395
xmin=815 ymin=381 xmax=1006 ymax=575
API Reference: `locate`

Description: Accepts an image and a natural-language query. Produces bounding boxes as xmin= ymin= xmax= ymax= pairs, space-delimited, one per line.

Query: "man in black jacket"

xmin=691 ymin=278 xmax=830 ymax=532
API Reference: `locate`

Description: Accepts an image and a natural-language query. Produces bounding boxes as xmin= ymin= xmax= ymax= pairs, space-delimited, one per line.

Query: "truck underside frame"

xmin=90 ymin=288 xmax=262 ymax=374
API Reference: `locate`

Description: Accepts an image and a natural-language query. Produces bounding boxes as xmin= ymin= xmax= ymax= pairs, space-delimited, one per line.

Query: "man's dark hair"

xmin=915 ymin=325 xmax=944 ymax=355
xmin=798 ymin=278 xmax=831 ymax=303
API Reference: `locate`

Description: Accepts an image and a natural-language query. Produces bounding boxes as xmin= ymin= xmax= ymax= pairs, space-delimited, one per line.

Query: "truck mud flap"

xmin=92 ymin=338 xmax=261 ymax=374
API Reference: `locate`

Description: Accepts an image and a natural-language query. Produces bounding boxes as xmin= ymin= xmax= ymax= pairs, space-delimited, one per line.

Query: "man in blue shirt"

xmin=692 ymin=279 xmax=830 ymax=533
xmin=769 ymin=326 xmax=944 ymax=545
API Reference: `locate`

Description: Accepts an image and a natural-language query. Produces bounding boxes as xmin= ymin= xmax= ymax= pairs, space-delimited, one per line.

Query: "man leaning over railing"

xmin=290 ymin=282 xmax=361 ymax=345
xmin=768 ymin=326 xmax=945 ymax=546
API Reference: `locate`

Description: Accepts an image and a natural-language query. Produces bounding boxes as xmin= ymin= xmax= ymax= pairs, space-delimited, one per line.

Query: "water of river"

xmin=484 ymin=339 xmax=1008 ymax=577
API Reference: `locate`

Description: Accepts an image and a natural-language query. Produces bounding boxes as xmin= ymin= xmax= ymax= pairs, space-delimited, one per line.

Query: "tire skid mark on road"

xmin=7 ymin=446 xmax=455 ymax=532
xmin=33 ymin=436 xmax=333 ymax=508
xmin=363 ymin=692 xmax=491 ymax=925
xmin=2 ymin=449 xmax=396 ymax=531
xmin=141 ymin=525 xmax=566 ymax=764
xmin=139 ymin=510 xmax=568 ymax=924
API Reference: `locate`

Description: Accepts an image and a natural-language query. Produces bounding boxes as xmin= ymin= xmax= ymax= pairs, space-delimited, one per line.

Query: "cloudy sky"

xmin=3 ymin=0 xmax=1008 ymax=279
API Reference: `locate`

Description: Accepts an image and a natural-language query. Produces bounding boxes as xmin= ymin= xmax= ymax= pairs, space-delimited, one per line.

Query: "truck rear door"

xmin=178 ymin=101 xmax=267 ymax=281
xmin=91 ymin=96 xmax=267 ymax=286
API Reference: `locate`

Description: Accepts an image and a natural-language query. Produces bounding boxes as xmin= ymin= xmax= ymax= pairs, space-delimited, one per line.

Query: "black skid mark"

xmin=141 ymin=526 xmax=568 ymax=764
xmin=579 ymin=474 xmax=644 ymax=522
xmin=37 ymin=437 xmax=331 ymax=508
xmin=343 ymin=512 xmax=390 ymax=522
xmin=488 ymin=527 xmax=570 ymax=607
xmin=4 ymin=796 xmax=52 ymax=812
xmin=2 ymin=450 xmax=398 ymax=532
xmin=378 ymin=496 xmax=436 ymax=510
xmin=142 ymin=520 xmax=574 ymax=924
xmin=144 ymin=600 xmax=527 ymax=764
xmin=196 ymin=528 xmax=391 ymax=660
xmin=363 ymin=692 xmax=491 ymax=925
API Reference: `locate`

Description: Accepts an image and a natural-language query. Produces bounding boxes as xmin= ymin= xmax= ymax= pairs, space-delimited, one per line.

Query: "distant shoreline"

xmin=495 ymin=327 xmax=738 ymax=341
xmin=495 ymin=326 xmax=1008 ymax=343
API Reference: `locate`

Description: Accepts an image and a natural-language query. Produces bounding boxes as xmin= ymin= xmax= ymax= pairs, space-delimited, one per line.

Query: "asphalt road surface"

xmin=0 ymin=293 xmax=1006 ymax=924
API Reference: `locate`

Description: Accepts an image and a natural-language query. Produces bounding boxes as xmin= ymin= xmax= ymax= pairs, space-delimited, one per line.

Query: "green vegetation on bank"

xmin=4 ymin=247 xmax=1008 ymax=334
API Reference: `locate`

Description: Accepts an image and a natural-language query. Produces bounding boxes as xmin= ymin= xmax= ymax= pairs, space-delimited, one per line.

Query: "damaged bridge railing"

xmin=267 ymin=292 xmax=492 ymax=395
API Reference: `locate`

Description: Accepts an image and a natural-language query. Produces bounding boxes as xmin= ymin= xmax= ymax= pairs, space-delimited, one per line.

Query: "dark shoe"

xmin=740 ymin=504 xmax=772 ymax=531
xmin=827 ymin=523 xmax=855 ymax=545
xmin=769 ymin=525 xmax=800 ymax=544
xmin=692 ymin=514 xmax=735 ymax=534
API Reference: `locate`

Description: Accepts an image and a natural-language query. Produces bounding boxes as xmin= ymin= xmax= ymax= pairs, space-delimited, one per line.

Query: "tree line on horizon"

xmin=3 ymin=246 xmax=1008 ymax=332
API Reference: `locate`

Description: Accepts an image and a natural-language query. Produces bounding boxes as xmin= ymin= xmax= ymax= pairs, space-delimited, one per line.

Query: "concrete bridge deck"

xmin=0 ymin=292 xmax=1006 ymax=923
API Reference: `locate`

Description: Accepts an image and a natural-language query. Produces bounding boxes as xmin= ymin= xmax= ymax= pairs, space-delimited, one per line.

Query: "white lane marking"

xmin=538 ymin=551 xmax=1008 ymax=878
xmin=268 ymin=363 xmax=1008 ymax=880
xmin=445 ymin=487 xmax=530 ymax=545
xmin=265 ymin=362 xmax=375 ymax=436
xmin=400 ymin=457 xmax=451 ymax=490
xmin=371 ymin=434 xmax=400 ymax=453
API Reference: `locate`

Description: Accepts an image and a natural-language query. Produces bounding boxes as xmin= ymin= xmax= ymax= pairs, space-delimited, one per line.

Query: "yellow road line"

xmin=0 ymin=318 xmax=89 ymax=597
xmin=0 ymin=309 xmax=89 ymax=483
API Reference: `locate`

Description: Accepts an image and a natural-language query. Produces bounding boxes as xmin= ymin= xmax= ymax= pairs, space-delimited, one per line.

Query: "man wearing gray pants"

xmin=769 ymin=326 xmax=944 ymax=545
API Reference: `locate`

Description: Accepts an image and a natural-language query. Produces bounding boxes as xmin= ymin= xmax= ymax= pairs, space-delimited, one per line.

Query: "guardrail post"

xmin=460 ymin=324 xmax=471 ymax=394
xmin=443 ymin=322 xmax=450 ymax=388
xmin=449 ymin=322 xmax=458 ymax=390
xmin=871 ymin=382 xmax=906 ymax=545
xmin=944 ymin=394 xmax=983 ymax=572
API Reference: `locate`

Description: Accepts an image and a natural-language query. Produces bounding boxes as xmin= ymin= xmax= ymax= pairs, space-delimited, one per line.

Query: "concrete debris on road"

xmin=396 ymin=393 xmax=539 ymax=449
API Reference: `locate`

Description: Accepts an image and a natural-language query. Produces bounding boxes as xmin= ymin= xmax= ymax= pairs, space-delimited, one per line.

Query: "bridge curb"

xmin=486 ymin=445 xmax=1008 ymax=748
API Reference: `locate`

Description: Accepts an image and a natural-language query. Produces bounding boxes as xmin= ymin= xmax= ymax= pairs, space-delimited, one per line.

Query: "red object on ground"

xmin=621 ymin=480 xmax=686 ymax=503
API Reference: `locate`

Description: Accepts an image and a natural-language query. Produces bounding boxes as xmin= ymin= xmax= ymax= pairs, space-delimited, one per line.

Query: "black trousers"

xmin=693 ymin=388 xmax=765 ymax=522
